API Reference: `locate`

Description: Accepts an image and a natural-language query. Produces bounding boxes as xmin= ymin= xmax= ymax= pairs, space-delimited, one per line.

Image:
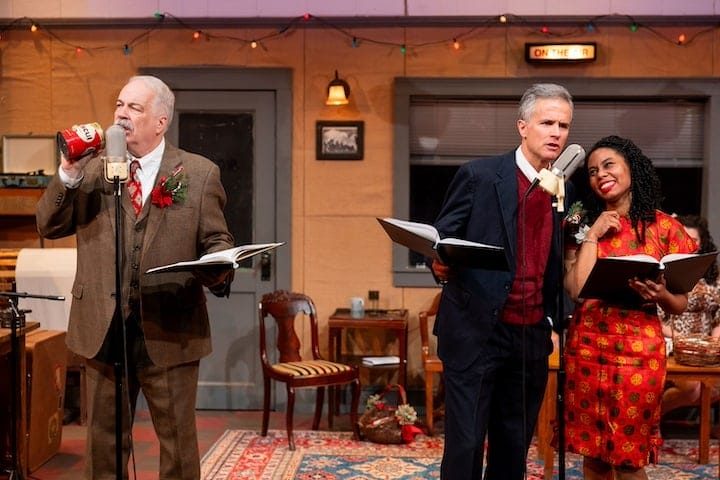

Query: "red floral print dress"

xmin=563 ymin=211 xmax=696 ymax=468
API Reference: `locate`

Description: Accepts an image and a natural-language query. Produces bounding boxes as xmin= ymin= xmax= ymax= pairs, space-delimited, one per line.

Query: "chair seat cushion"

xmin=271 ymin=360 xmax=354 ymax=377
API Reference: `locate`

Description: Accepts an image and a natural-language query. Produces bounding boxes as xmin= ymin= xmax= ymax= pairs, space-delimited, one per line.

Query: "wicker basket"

xmin=673 ymin=334 xmax=720 ymax=367
xmin=358 ymin=384 xmax=409 ymax=444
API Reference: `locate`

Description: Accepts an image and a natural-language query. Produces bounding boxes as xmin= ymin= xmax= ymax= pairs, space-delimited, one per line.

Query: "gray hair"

xmin=128 ymin=75 xmax=175 ymax=130
xmin=518 ymin=83 xmax=573 ymax=121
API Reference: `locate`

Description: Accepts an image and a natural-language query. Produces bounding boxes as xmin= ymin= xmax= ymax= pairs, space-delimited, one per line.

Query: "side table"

xmin=328 ymin=308 xmax=409 ymax=416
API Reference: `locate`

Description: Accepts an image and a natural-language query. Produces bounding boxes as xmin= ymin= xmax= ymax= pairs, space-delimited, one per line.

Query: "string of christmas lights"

xmin=0 ymin=12 xmax=717 ymax=55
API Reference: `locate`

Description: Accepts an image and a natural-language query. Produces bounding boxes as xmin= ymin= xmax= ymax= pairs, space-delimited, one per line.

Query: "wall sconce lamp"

xmin=326 ymin=70 xmax=350 ymax=106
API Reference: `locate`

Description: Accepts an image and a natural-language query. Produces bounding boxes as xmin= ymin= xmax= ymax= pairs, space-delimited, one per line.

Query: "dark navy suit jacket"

xmin=433 ymin=150 xmax=563 ymax=371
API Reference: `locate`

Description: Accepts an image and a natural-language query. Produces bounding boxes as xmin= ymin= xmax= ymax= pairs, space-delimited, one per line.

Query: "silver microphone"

xmin=528 ymin=144 xmax=586 ymax=196
xmin=103 ymin=124 xmax=128 ymax=183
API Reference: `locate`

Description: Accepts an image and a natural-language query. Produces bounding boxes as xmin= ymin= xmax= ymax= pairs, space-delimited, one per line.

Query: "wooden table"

xmin=0 ymin=320 xmax=40 ymax=479
xmin=328 ymin=308 xmax=409 ymax=413
xmin=537 ymin=349 xmax=720 ymax=478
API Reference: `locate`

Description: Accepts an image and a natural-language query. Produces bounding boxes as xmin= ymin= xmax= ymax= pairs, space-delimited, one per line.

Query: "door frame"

xmin=140 ymin=66 xmax=292 ymax=291
xmin=139 ymin=67 xmax=292 ymax=409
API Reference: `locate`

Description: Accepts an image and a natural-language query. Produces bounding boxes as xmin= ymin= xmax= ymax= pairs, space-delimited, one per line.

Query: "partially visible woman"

xmin=562 ymin=135 xmax=697 ymax=480
xmin=660 ymin=214 xmax=720 ymax=415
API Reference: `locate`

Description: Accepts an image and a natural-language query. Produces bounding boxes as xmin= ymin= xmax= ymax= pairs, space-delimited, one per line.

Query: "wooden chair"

xmin=258 ymin=290 xmax=361 ymax=450
xmin=418 ymin=291 xmax=443 ymax=435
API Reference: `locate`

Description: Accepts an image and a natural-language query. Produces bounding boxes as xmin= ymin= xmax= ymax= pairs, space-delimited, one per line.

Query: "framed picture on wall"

xmin=316 ymin=121 xmax=364 ymax=160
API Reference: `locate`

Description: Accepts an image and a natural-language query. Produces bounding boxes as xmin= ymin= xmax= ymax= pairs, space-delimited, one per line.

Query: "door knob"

xmin=260 ymin=252 xmax=272 ymax=281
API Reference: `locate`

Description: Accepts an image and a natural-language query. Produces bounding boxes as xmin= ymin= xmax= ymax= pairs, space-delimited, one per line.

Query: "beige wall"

xmin=1 ymin=23 xmax=718 ymax=385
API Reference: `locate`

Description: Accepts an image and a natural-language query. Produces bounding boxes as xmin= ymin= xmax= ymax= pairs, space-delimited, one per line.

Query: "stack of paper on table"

xmin=361 ymin=355 xmax=400 ymax=366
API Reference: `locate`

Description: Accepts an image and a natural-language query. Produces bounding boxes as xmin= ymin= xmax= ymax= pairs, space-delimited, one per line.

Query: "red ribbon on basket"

xmin=401 ymin=424 xmax=424 ymax=443
xmin=362 ymin=384 xmax=424 ymax=443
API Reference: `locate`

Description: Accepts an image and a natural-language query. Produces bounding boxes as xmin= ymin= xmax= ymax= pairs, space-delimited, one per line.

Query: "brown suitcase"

xmin=25 ymin=330 xmax=67 ymax=473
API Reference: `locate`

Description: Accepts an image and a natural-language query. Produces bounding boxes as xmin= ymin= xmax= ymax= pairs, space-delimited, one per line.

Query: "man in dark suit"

xmin=431 ymin=83 xmax=573 ymax=479
xmin=36 ymin=75 xmax=234 ymax=480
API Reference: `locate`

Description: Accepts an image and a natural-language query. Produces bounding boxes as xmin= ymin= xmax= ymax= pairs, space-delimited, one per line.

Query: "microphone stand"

xmin=529 ymin=173 xmax=569 ymax=480
xmin=555 ymin=214 xmax=567 ymax=480
xmin=0 ymin=291 xmax=64 ymax=480
xmin=552 ymin=179 xmax=568 ymax=480
xmin=111 ymin=175 xmax=127 ymax=480
xmin=528 ymin=144 xmax=584 ymax=480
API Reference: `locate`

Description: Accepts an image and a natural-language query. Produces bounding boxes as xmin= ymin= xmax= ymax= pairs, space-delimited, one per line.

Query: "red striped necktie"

xmin=127 ymin=160 xmax=142 ymax=217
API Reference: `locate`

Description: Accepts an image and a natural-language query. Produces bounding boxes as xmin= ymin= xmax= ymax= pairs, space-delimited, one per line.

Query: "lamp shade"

xmin=326 ymin=71 xmax=350 ymax=106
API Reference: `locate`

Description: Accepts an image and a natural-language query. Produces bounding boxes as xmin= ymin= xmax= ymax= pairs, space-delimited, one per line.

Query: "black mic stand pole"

xmin=553 ymin=182 xmax=568 ymax=480
xmin=0 ymin=291 xmax=64 ymax=480
xmin=112 ymin=175 xmax=127 ymax=480
xmin=524 ymin=172 xmax=569 ymax=480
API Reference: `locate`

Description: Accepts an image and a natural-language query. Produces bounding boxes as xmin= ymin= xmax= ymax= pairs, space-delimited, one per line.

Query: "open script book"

xmin=146 ymin=242 xmax=284 ymax=274
xmin=579 ymin=251 xmax=718 ymax=304
xmin=377 ymin=217 xmax=508 ymax=270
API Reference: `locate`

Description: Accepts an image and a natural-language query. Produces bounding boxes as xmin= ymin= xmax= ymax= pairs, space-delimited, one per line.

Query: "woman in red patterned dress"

xmin=563 ymin=135 xmax=697 ymax=479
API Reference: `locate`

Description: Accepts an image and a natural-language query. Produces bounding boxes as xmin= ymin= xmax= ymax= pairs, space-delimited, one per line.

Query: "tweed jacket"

xmin=36 ymin=143 xmax=234 ymax=367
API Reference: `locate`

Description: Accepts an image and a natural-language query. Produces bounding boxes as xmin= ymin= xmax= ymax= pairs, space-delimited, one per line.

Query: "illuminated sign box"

xmin=525 ymin=42 xmax=597 ymax=63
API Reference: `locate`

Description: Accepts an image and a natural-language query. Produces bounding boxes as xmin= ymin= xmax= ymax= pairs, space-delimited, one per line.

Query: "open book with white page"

xmin=146 ymin=242 xmax=284 ymax=274
xmin=579 ymin=251 xmax=718 ymax=304
xmin=377 ymin=217 xmax=508 ymax=270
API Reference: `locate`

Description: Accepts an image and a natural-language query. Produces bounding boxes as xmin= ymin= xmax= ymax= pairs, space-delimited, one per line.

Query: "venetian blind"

xmin=409 ymin=99 xmax=704 ymax=168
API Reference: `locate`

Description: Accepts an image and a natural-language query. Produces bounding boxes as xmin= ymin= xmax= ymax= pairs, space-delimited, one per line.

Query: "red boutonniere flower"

xmin=151 ymin=166 xmax=187 ymax=208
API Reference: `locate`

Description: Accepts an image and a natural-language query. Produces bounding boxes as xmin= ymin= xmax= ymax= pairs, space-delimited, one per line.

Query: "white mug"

xmin=350 ymin=297 xmax=365 ymax=318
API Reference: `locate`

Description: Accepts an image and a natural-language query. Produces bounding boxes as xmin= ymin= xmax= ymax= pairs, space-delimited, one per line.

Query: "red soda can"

xmin=57 ymin=122 xmax=105 ymax=160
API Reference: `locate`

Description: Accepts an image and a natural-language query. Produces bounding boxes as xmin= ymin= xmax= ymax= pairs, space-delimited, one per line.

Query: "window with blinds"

xmin=409 ymin=99 xmax=704 ymax=167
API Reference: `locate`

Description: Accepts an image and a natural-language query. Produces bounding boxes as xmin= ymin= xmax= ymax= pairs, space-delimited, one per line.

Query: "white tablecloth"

xmin=15 ymin=248 xmax=76 ymax=331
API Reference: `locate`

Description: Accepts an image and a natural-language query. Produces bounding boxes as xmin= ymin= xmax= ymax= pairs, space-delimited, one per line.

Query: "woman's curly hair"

xmin=583 ymin=135 xmax=663 ymax=245
xmin=677 ymin=214 xmax=719 ymax=283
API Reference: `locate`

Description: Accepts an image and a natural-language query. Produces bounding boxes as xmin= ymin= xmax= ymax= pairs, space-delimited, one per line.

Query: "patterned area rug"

xmin=201 ymin=430 xmax=718 ymax=479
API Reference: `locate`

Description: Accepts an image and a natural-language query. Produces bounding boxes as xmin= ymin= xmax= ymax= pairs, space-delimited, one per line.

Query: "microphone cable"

xmin=520 ymin=189 xmax=530 ymax=479
xmin=520 ymin=180 xmax=531 ymax=480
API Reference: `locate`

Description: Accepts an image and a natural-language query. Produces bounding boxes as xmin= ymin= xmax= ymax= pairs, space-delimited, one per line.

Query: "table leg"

xmin=699 ymin=381 xmax=710 ymax=464
xmin=537 ymin=369 xmax=557 ymax=479
xmin=398 ymin=327 xmax=407 ymax=389
xmin=328 ymin=328 xmax=341 ymax=417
